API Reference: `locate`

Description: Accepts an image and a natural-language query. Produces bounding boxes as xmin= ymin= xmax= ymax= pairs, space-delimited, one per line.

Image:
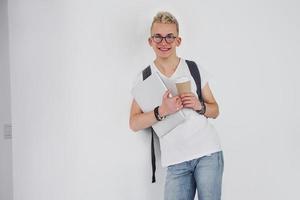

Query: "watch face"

xmin=197 ymin=101 xmax=206 ymax=115
xmin=196 ymin=109 xmax=204 ymax=115
xmin=199 ymin=109 xmax=205 ymax=115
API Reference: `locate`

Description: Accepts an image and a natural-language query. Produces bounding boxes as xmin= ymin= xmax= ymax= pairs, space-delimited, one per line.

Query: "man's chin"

xmin=157 ymin=51 xmax=172 ymax=58
xmin=157 ymin=54 xmax=171 ymax=59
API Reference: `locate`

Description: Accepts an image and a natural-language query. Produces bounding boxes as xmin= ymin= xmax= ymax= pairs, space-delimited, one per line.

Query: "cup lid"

xmin=175 ymin=76 xmax=190 ymax=83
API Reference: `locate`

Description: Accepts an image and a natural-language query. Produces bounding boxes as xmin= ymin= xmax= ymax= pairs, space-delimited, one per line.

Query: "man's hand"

xmin=180 ymin=92 xmax=201 ymax=110
xmin=159 ymin=90 xmax=183 ymax=116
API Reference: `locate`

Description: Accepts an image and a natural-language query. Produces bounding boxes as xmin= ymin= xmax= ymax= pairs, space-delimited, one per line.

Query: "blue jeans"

xmin=164 ymin=151 xmax=224 ymax=200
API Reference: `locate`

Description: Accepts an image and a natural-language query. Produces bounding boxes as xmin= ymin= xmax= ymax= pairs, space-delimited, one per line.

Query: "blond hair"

xmin=151 ymin=11 xmax=179 ymax=34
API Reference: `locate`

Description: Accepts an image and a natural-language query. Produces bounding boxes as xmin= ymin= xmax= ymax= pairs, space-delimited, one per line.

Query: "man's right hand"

xmin=159 ymin=90 xmax=183 ymax=117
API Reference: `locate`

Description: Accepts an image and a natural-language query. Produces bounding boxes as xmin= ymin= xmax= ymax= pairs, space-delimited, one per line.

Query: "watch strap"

xmin=196 ymin=101 xmax=206 ymax=115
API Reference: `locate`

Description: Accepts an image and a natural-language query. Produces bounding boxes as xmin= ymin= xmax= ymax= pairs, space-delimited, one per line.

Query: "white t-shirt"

xmin=132 ymin=58 xmax=222 ymax=167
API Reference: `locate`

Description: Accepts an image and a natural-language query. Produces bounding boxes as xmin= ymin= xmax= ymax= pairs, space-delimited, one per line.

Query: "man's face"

xmin=149 ymin=22 xmax=181 ymax=59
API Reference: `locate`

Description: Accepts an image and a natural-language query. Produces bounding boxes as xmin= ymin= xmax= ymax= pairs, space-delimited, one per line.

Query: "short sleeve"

xmin=131 ymin=71 xmax=143 ymax=97
xmin=197 ymin=64 xmax=212 ymax=89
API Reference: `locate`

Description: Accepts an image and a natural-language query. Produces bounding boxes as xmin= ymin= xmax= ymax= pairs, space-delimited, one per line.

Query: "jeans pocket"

xmin=167 ymin=161 xmax=190 ymax=175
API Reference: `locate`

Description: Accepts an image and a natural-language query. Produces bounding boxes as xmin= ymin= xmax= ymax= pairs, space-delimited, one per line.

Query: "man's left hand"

xmin=180 ymin=92 xmax=201 ymax=110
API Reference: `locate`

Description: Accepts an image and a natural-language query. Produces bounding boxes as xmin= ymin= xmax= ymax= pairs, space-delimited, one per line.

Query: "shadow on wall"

xmin=145 ymin=134 xmax=167 ymax=200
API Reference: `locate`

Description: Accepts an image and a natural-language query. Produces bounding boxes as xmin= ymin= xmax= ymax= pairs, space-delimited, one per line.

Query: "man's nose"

xmin=161 ymin=38 xmax=168 ymax=45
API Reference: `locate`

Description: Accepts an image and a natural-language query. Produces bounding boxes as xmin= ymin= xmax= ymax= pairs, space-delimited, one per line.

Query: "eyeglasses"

xmin=151 ymin=33 xmax=177 ymax=44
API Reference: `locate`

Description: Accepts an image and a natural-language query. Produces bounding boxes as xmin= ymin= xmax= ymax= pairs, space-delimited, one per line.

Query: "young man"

xmin=129 ymin=11 xmax=224 ymax=200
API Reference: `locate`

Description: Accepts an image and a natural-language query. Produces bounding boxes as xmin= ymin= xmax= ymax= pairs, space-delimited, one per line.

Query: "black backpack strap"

xmin=150 ymin=128 xmax=156 ymax=183
xmin=185 ymin=60 xmax=203 ymax=102
xmin=142 ymin=66 xmax=156 ymax=183
xmin=142 ymin=65 xmax=152 ymax=81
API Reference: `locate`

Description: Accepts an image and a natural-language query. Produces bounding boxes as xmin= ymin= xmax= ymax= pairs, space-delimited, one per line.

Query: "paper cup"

xmin=175 ymin=77 xmax=191 ymax=95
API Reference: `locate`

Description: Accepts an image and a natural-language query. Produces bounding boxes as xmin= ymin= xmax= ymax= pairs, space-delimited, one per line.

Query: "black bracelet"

xmin=154 ymin=106 xmax=166 ymax=121
xmin=154 ymin=106 xmax=161 ymax=121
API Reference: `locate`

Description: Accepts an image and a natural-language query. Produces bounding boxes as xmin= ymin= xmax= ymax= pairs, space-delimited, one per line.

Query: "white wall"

xmin=0 ymin=0 xmax=13 ymax=199
xmin=8 ymin=0 xmax=300 ymax=200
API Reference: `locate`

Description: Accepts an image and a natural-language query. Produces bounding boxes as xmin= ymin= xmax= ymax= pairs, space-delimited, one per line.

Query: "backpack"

xmin=142 ymin=60 xmax=204 ymax=183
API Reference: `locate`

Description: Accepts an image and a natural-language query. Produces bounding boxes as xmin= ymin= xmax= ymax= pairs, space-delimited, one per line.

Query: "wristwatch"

xmin=195 ymin=101 xmax=206 ymax=115
xmin=154 ymin=106 xmax=166 ymax=121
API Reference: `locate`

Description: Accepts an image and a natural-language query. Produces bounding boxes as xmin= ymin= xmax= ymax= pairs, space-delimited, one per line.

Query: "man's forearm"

xmin=203 ymin=102 xmax=219 ymax=119
xmin=130 ymin=111 xmax=158 ymax=132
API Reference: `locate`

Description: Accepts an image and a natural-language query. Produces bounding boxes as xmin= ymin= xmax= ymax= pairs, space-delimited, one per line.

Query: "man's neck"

xmin=154 ymin=55 xmax=180 ymax=73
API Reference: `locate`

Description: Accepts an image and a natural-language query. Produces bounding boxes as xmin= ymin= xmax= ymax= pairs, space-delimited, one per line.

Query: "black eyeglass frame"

xmin=151 ymin=34 xmax=177 ymax=44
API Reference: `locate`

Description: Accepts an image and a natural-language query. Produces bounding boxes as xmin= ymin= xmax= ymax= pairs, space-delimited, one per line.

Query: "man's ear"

xmin=176 ymin=37 xmax=182 ymax=46
xmin=148 ymin=37 xmax=152 ymax=46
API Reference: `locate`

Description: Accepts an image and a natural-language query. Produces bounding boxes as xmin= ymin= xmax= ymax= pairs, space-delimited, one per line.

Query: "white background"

xmin=2 ymin=0 xmax=300 ymax=199
xmin=0 ymin=0 xmax=13 ymax=199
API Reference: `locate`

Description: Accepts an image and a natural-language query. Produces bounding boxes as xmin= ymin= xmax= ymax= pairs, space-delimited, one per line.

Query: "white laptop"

xmin=131 ymin=71 xmax=186 ymax=137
